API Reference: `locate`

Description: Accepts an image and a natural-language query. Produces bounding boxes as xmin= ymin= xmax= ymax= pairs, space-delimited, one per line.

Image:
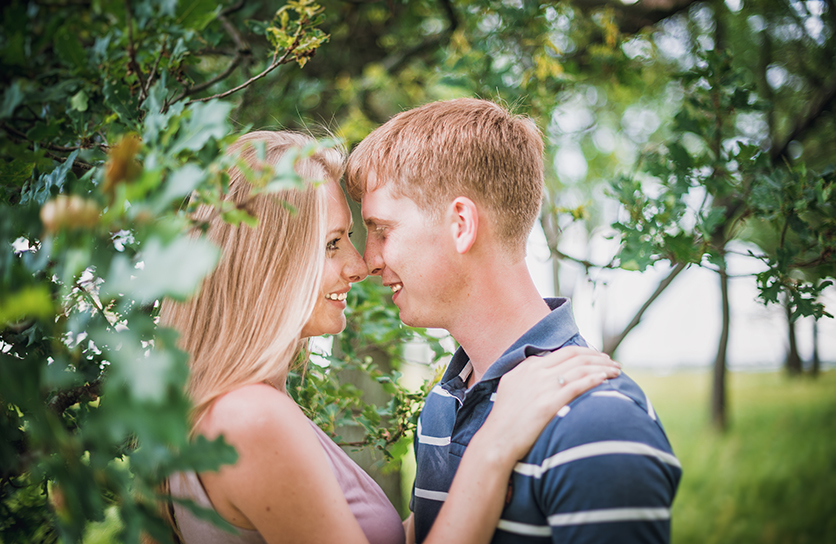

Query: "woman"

xmin=159 ymin=131 xmax=620 ymax=544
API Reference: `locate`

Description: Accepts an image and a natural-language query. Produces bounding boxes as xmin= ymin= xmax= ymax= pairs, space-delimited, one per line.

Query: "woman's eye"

xmin=326 ymin=238 xmax=340 ymax=251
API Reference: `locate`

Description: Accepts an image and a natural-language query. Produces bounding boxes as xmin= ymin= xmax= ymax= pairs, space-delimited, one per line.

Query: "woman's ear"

xmin=448 ymin=197 xmax=479 ymax=254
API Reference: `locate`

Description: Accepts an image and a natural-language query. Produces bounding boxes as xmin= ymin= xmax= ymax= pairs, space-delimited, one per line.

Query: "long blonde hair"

xmin=159 ymin=131 xmax=345 ymax=430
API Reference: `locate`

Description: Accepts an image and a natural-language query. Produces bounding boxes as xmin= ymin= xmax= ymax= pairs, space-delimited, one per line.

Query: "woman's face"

xmin=300 ymin=180 xmax=368 ymax=338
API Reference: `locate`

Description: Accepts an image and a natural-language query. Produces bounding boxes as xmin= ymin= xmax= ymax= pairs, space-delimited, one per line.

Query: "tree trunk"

xmin=784 ymin=297 xmax=803 ymax=375
xmin=710 ymin=0 xmax=729 ymax=432
xmin=812 ymin=318 xmax=820 ymax=377
xmin=712 ymin=254 xmax=730 ymax=431
xmin=551 ymin=254 xmax=561 ymax=297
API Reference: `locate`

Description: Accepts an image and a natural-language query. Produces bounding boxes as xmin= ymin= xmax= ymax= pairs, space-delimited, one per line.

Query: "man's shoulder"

xmin=524 ymin=373 xmax=678 ymax=463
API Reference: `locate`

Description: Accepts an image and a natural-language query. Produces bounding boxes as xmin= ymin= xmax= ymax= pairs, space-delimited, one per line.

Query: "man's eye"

xmin=327 ymin=238 xmax=340 ymax=251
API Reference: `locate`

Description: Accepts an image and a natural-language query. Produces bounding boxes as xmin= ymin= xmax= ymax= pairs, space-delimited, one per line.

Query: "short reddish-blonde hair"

xmin=345 ymin=98 xmax=544 ymax=253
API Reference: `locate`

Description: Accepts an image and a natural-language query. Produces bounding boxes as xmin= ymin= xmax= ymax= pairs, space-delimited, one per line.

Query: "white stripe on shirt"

xmin=645 ymin=392 xmax=657 ymax=421
xmin=514 ymin=440 xmax=681 ymax=478
xmin=548 ymin=507 xmax=671 ymax=526
xmin=591 ymin=390 xmax=633 ymax=401
xmin=430 ymin=385 xmax=455 ymax=399
xmin=496 ymin=519 xmax=552 ymax=536
xmin=413 ymin=487 xmax=448 ymax=502
xmin=416 ymin=419 xmax=451 ymax=446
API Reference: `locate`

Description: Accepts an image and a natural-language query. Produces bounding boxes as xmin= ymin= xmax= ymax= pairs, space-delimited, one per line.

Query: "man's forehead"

xmin=360 ymin=183 xmax=396 ymax=220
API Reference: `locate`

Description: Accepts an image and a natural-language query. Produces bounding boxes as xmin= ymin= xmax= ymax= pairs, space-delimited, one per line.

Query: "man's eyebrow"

xmin=364 ymin=216 xmax=385 ymax=228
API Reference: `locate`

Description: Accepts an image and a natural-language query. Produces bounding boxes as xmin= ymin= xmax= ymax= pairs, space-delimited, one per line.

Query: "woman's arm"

xmin=422 ymin=347 xmax=620 ymax=544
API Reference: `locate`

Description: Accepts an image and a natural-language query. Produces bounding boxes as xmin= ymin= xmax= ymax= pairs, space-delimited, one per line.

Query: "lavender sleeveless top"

xmin=170 ymin=420 xmax=405 ymax=544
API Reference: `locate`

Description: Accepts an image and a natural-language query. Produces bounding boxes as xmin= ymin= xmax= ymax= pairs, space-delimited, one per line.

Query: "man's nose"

xmin=363 ymin=238 xmax=383 ymax=276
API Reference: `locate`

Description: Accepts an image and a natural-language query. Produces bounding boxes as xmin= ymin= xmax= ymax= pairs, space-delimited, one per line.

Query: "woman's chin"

xmin=302 ymin=320 xmax=347 ymax=339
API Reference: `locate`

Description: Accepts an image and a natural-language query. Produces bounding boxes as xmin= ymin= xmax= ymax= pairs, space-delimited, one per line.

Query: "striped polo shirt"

xmin=411 ymin=298 xmax=682 ymax=543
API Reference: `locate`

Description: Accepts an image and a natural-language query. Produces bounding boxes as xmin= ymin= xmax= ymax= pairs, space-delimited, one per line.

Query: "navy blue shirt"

xmin=412 ymin=298 xmax=681 ymax=543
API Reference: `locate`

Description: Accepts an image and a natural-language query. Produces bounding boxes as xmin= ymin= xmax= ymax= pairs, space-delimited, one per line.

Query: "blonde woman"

xmin=159 ymin=131 xmax=620 ymax=544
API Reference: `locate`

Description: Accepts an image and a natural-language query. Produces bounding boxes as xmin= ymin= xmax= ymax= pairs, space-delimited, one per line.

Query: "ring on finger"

xmin=558 ymin=375 xmax=565 ymax=386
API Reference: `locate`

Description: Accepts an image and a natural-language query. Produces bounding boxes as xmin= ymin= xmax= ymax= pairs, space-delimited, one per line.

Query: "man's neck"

xmin=448 ymin=263 xmax=551 ymax=386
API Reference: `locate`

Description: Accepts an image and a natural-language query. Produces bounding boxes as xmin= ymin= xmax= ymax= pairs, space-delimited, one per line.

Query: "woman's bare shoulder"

xmin=197 ymin=383 xmax=308 ymax=443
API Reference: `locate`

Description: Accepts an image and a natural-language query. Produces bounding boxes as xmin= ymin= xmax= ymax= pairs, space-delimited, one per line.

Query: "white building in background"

xmin=525 ymin=221 xmax=836 ymax=373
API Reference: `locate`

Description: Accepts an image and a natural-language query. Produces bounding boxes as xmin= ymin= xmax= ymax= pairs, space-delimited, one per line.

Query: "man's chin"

xmin=398 ymin=310 xmax=435 ymax=330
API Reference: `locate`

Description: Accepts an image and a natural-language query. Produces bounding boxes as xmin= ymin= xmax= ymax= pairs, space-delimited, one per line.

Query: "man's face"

xmin=361 ymin=183 xmax=459 ymax=329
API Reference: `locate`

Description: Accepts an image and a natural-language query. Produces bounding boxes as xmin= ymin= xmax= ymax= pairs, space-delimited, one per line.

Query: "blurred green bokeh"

xmin=634 ymin=370 xmax=836 ymax=544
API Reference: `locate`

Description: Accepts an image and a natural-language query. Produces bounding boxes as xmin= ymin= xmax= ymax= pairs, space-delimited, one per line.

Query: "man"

xmin=346 ymin=98 xmax=681 ymax=543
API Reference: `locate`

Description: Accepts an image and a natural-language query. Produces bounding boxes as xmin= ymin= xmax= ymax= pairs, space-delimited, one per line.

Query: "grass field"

xmin=631 ymin=369 xmax=836 ymax=544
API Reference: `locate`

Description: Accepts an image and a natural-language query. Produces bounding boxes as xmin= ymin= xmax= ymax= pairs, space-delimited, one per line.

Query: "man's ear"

xmin=448 ymin=197 xmax=479 ymax=254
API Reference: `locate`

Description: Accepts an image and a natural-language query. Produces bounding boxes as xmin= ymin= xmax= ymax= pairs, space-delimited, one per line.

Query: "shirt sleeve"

xmin=533 ymin=392 xmax=682 ymax=544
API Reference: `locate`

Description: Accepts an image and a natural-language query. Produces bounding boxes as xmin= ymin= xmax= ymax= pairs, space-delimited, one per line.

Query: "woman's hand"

xmin=479 ymin=346 xmax=621 ymax=462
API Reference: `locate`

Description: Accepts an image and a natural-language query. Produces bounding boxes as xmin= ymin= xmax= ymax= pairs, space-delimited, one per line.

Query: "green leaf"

xmin=103 ymin=80 xmax=138 ymax=125
xmin=103 ymin=235 xmax=220 ymax=304
xmin=0 ymin=286 xmax=53 ymax=324
xmin=169 ymin=101 xmax=233 ymax=154
xmin=55 ymin=25 xmax=88 ymax=70
xmin=142 ymin=76 xmax=185 ymax=146
xmin=0 ymin=81 xmax=24 ymax=119
xmin=220 ymin=208 xmax=259 ymax=227
xmin=177 ymin=0 xmax=221 ymax=31
xmin=20 ymin=149 xmax=80 ymax=205
xmin=156 ymin=164 xmax=206 ymax=206
xmin=26 ymin=120 xmax=61 ymax=142
xmin=70 ymin=90 xmax=89 ymax=112
xmin=0 ymin=159 xmax=34 ymax=187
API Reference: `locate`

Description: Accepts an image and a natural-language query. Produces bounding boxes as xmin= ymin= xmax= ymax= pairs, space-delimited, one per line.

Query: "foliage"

xmin=0 ymin=0 xmax=424 ymax=542
xmin=607 ymin=2 xmax=835 ymax=321
xmin=635 ymin=369 xmax=836 ymax=544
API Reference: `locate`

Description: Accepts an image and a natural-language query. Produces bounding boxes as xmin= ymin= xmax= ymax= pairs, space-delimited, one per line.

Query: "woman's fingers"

xmin=485 ymin=347 xmax=624 ymax=460
xmin=527 ymin=346 xmax=619 ymax=370
xmin=555 ymin=362 xmax=621 ymax=385
xmin=557 ymin=370 xmax=611 ymax=401
xmin=511 ymin=348 xmax=620 ymax=382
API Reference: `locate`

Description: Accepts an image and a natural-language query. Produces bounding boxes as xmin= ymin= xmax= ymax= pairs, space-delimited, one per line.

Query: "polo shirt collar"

xmin=441 ymin=297 xmax=580 ymax=388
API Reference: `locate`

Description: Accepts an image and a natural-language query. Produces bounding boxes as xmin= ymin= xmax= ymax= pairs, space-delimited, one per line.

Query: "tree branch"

xmin=220 ymin=0 xmax=246 ymax=17
xmin=566 ymin=0 xmax=700 ymax=34
xmin=2 ymin=128 xmax=96 ymax=170
xmin=124 ymin=0 xmax=148 ymax=102
xmin=184 ymin=49 xmax=295 ymax=105
xmin=1 ymin=123 xmax=106 ymax=152
xmin=603 ymin=261 xmax=687 ymax=355
xmin=142 ymin=37 xmax=167 ymax=97
xmin=771 ymin=75 xmax=836 ymax=163
xmin=168 ymin=5 xmax=255 ymax=105
xmin=48 ymin=381 xmax=101 ymax=414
